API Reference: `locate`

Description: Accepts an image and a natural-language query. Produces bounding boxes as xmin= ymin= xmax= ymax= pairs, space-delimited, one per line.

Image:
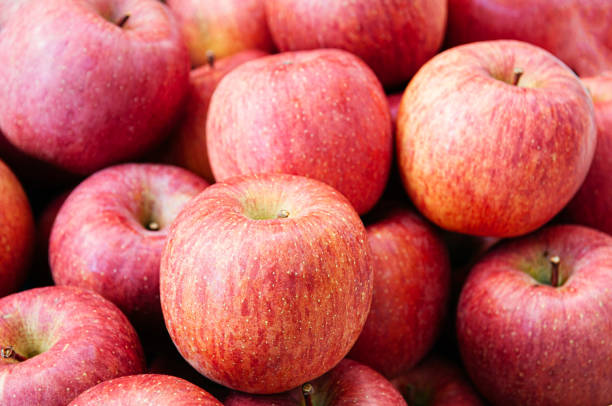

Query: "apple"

xmin=68 ymin=374 xmax=222 ymax=405
xmin=50 ymin=163 xmax=208 ymax=330
xmin=161 ymin=49 xmax=267 ymax=182
xmin=0 ymin=0 xmax=190 ymax=174
xmin=160 ymin=173 xmax=374 ymax=394
xmin=0 ymin=286 xmax=145 ymax=405
xmin=264 ymin=0 xmax=447 ymax=88
xmin=446 ymin=0 xmax=612 ymax=77
xmin=563 ymin=72 xmax=612 ymax=235
xmin=166 ymin=0 xmax=274 ymax=67
xmin=387 ymin=93 xmax=403 ymax=130
xmin=206 ymin=49 xmax=392 ymax=215
xmin=225 ymin=359 xmax=407 ymax=406
xmin=391 ymin=356 xmax=484 ymax=406
xmin=457 ymin=225 xmax=612 ymax=405
xmin=348 ymin=207 xmax=450 ymax=378
xmin=0 ymin=158 xmax=34 ymax=297
xmin=397 ymin=40 xmax=597 ymax=237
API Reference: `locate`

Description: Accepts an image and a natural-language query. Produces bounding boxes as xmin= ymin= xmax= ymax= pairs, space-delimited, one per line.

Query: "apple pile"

xmin=0 ymin=0 xmax=610 ymax=405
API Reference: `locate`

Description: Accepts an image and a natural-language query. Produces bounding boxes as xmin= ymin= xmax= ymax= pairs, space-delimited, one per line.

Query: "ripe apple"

xmin=160 ymin=173 xmax=374 ymax=394
xmin=162 ymin=49 xmax=267 ymax=182
xmin=397 ymin=40 xmax=596 ymax=237
xmin=446 ymin=0 xmax=612 ymax=76
xmin=0 ymin=0 xmax=190 ymax=174
xmin=264 ymin=0 xmax=447 ymax=88
xmin=166 ymin=0 xmax=274 ymax=67
xmin=206 ymin=49 xmax=392 ymax=215
xmin=50 ymin=163 xmax=208 ymax=330
xmin=563 ymin=72 xmax=612 ymax=235
xmin=0 ymin=158 xmax=34 ymax=297
xmin=0 ymin=286 xmax=145 ymax=405
xmin=391 ymin=356 xmax=484 ymax=406
xmin=348 ymin=207 xmax=450 ymax=378
xmin=68 ymin=374 xmax=222 ymax=405
xmin=225 ymin=359 xmax=407 ymax=406
xmin=457 ymin=225 xmax=612 ymax=405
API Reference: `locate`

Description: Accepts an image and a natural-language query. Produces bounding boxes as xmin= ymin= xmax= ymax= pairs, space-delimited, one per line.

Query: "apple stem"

xmin=117 ymin=14 xmax=130 ymax=28
xmin=302 ymin=383 xmax=314 ymax=406
xmin=1 ymin=347 xmax=26 ymax=362
xmin=146 ymin=221 xmax=160 ymax=231
xmin=277 ymin=209 xmax=290 ymax=219
xmin=549 ymin=255 xmax=561 ymax=287
xmin=512 ymin=68 xmax=524 ymax=86
xmin=206 ymin=50 xmax=215 ymax=69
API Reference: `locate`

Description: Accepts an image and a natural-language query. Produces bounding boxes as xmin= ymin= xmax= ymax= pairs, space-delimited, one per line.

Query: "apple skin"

xmin=387 ymin=93 xmax=403 ymax=130
xmin=166 ymin=0 xmax=274 ymax=67
xmin=68 ymin=374 xmax=223 ymax=405
xmin=50 ymin=163 xmax=208 ymax=330
xmin=207 ymin=49 xmax=392 ymax=215
xmin=446 ymin=0 xmax=612 ymax=77
xmin=162 ymin=50 xmax=268 ymax=182
xmin=397 ymin=40 xmax=596 ymax=237
xmin=0 ymin=158 xmax=34 ymax=297
xmin=348 ymin=208 xmax=450 ymax=378
xmin=0 ymin=0 xmax=190 ymax=174
xmin=563 ymin=72 xmax=612 ymax=235
xmin=391 ymin=356 xmax=484 ymax=406
xmin=160 ymin=173 xmax=374 ymax=394
xmin=457 ymin=225 xmax=612 ymax=406
xmin=264 ymin=0 xmax=447 ymax=88
xmin=0 ymin=286 xmax=145 ymax=406
xmin=225 ymin=359 xmax=407 ymax=406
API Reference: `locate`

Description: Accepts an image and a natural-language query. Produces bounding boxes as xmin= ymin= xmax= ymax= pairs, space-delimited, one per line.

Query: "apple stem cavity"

xmin=302 ymin=383 xmax=314 ymax=406
xmin=206 ymin=50 xmax=215 ymax=68
xmin=549 ymin=255 xmax=561 ymax=287
xmin=277 ymin=209 xmax=290 ymax=219
xmin=512 ymin=68 xmax=524 ymax=86
xmin=146 ymin=221 xmax=160 ymax=231
xmin=117 ymin=14 xmax=130 ymax=28
xmin=1 ymin=346 xmax=26 ymax=362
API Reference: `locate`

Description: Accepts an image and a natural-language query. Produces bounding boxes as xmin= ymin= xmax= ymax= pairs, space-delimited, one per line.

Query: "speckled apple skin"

xmin=166 ymin=0 xmax=274 ymax=67
xmin=160 ymin=173 xmax=374 ymax=394
xmin=163 ymin=50 xmax=267 ymax=183
xmin=68 ymin=374 xmax=222 ymax=406
xmin=397 ymin=40 xmax=597 ymax=237
xmin=50 ymin=164 xmax=208 ymax=328
xmin=564 ymin=73 xmax=612 ymax=235
xmin=206 ymin=49 xmax=392 ymax=215
xmin=0 ymin=0 xmax=189 ymax=174
xmin=391 ymin=356 xmax=484 ymax=406
xmin=457 ymin=225 xmax=612 ymax=406
xmin=0 ymin=286 xmax=145 ymax=406
xmin=225 ymin=359 xmax=407 ymax=406
xmin=0 ymin=159 xmax=34 ymax=298
xmin=265 ymin=0 xmax=446 ymax=88
xmin=348 ymin=209 xmax=450 ymax=378
xmin=446 ymin=0 xmax=612 ymax=77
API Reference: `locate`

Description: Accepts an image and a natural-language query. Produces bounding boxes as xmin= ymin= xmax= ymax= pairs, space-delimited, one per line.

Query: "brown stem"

xmin=512 ymin=67 xmax=524 ymax=86
xmin=206 ymin=50 xmax=215 ymax=69
xmin=277 ymin=209 xmax=290 ymax=219
xmin=549 ymin=255 xmax=560 ymax=287
xmin=146 ymin=221 xmax=160 ymax=231
xmin=1 ymin=347 xmax=26 ymax=362
xmin=302 ymin=383 xmax=314 ymax=406
xmin=117 ymin=14 xmax=130 ymax=28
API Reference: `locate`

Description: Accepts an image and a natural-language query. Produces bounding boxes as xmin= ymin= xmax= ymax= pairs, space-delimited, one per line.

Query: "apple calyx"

xmin=206 ymin=50 xmax=216 ymax=69
xmin=302 ymin=383 xmax=314 ymax=406
xmin=512 ymin=68 xmax=524 ymax=86
xmin=277 ymin=209 xmax=290 ymax=219
xmin=117 ymin=14 xmax=130 ymax=28
xmin=1 ymin=346 xmax=26 ymax=362
xmin=549 ymin=255 xmax=561 ymax=287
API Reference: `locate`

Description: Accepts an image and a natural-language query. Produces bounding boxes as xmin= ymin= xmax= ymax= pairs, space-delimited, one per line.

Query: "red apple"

xmin=68 ymin=374 xmax=222 ymax=405
xmin=0 ymin=0 xmax=189 ymax=174
xmin=225 ymin=359 xmax=407 ymax=406
xmin=391 ymin=356 xmax=484 ymax=406
xmin=162 ymin=49 xmax=267 ymax=182
xmin=563 ymin=72 xmax=612 ymax=235
xmin=0 ymin=158 xmax=34 ymax=297
xmin=207 ymin=49 xmax=392 ymax=215
xmin=166 ymin=0 xmax=274 ymax=67
xmin=0 ymin=286 xmax=145 ymax=405
xmin=348 ymin=208 xmax=450 ymax=378
xmin=397 ymin=40 xmax=596 ymax=237
xmin=457 ymin=225 xmax=612 ymax=405
xmin=160 ymin=173 xmax=374 ymax=394
xmin=387 ymin=93 xmax=403 ymax=130
xmin=446 ymin=0 xmax=612 ymax=77
xmin=50 ymin=163 xmax=208 ymax=330
xmin=265 ymin=0 xmax=447 ymax=88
